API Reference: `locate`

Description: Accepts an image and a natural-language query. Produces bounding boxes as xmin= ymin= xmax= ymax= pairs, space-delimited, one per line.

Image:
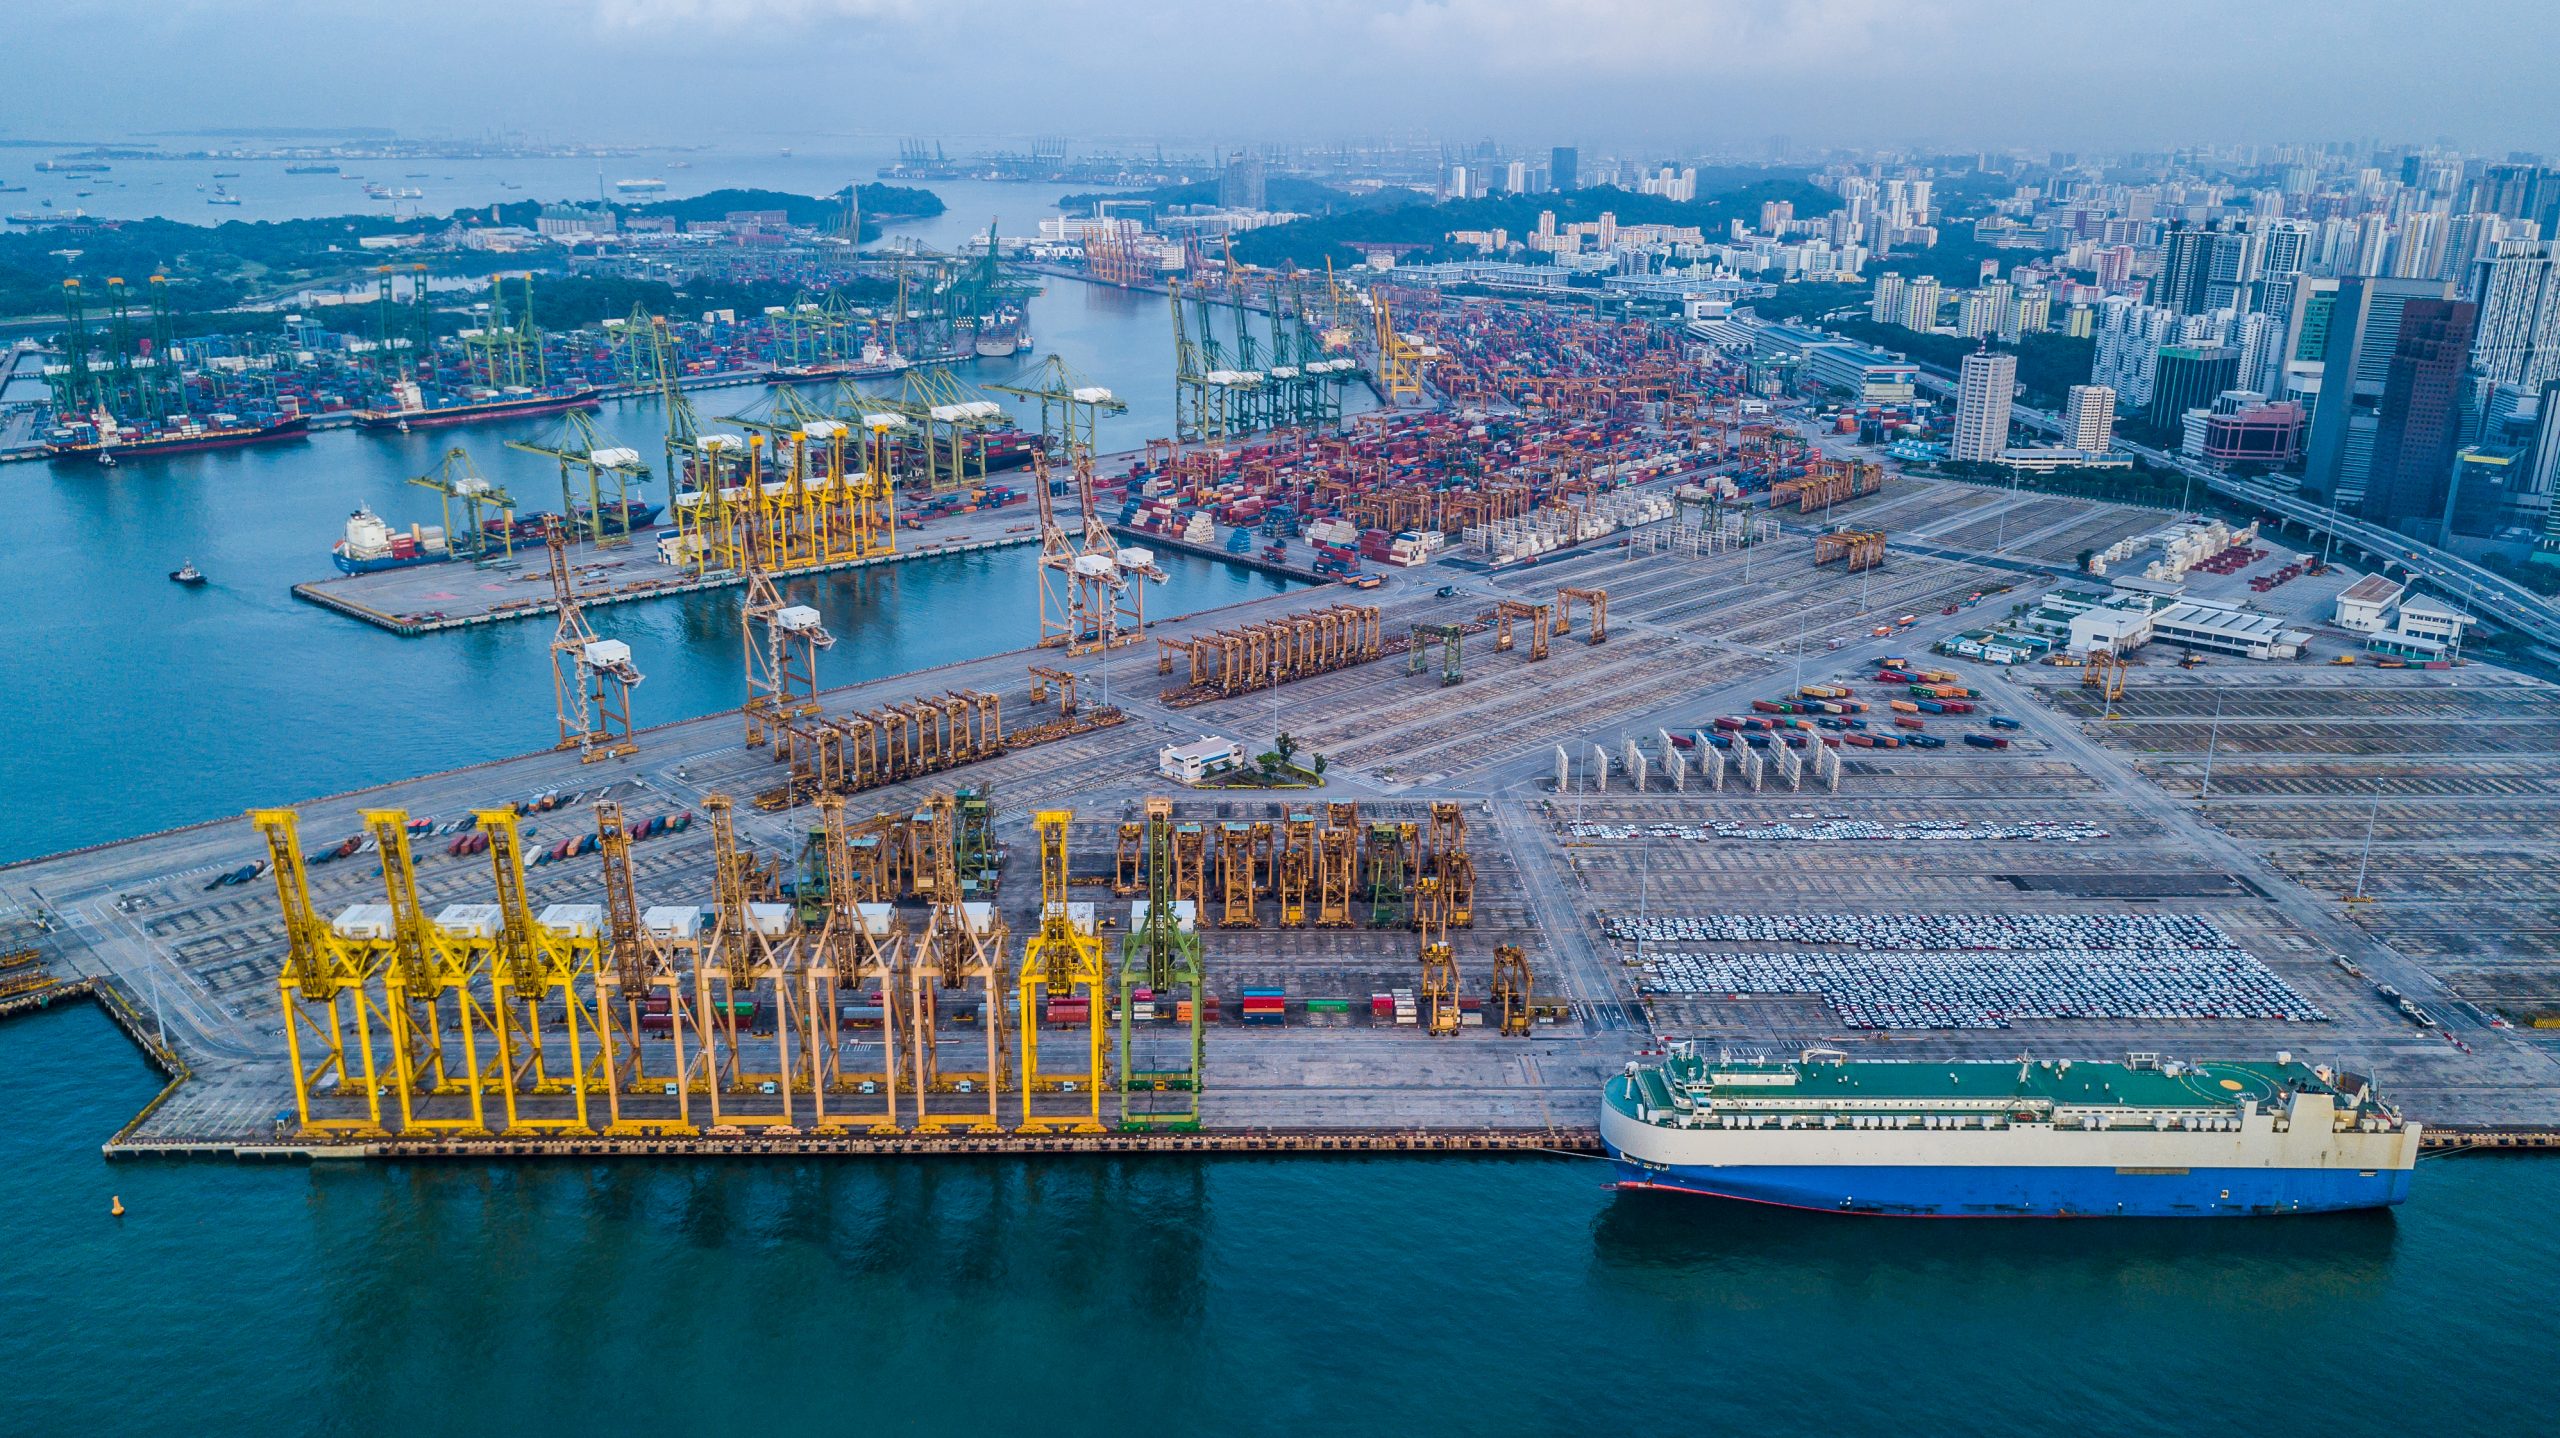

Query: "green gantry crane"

xmin=1119 ymin=798 xmax=1205 ymax=1130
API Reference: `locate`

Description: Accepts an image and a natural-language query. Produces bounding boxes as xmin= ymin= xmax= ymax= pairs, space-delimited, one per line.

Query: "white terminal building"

xmin=1159 ymin=736 xmax=1247 ymax=784
xmin=2037 ymin=579 xmax=2314 ymax=661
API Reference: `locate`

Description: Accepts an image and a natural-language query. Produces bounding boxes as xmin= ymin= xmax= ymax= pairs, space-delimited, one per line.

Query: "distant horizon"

xmin=2 ymin=127 xmax=2548 ymax=168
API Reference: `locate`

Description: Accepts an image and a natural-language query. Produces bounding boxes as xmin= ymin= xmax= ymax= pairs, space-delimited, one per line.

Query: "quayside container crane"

xmin=1017 ymin=808 xmax=1111 ymax=1133
xmin=1119 ymin=798 xmax=1205 ymax=1129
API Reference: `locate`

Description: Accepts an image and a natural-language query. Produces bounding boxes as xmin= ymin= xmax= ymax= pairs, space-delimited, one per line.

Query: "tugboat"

xmin=169 ymin=560 xmax=207 ymax=587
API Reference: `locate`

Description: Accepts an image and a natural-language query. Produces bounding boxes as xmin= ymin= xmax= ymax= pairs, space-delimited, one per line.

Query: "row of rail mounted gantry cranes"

xmin=252 ymin=788 xmax=1531 ymax=1141
xmin=1163 ymin=264 xmax=1437 ymax=446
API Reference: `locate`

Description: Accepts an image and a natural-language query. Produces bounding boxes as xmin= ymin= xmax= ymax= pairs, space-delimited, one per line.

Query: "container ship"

xmin=953 ymin=426 xmax=1042 ymax=475
xmin=479 ymin=501 xmax=664 ymax=543
xmin=971 ymin=307 xmax=1026 ymax=359
xmin=1603 ymin=1046 xmax=2419 ymax=1218
xmin=354 ymin=382 xmax=603 ymax=432
xmin=762 ymin=346 xmax=913 ymax=385
xmin=45 ymin=413 xmax=310 ymax=463
xmin=332 ymin=506 xmax=451 ymax=574
xmin=885 ymin=424 xmax=1043 ymax=479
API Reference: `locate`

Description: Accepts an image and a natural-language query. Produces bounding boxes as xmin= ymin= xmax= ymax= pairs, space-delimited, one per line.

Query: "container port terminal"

xmin=10 ymin=276 xmax=2560 ymax=1165
xmin=13 ymin=475 xmax=2560 ymax=1158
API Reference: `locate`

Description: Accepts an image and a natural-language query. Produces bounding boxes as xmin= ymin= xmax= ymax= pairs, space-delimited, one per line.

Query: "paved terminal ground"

xmin=12 ymin=470 xmax=2560 ymax=1155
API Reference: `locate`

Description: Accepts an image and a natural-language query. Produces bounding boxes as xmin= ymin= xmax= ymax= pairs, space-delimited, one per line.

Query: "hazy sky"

xmin=7 ymin=0 xmax=2558 ymax=154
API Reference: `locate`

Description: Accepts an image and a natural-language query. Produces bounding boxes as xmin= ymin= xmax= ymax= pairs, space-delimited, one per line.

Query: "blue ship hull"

xmin=1613 ymin=1159 xmax=2412 ymax=1218
xmin=333 ymin=549 xmax=451 ymax=576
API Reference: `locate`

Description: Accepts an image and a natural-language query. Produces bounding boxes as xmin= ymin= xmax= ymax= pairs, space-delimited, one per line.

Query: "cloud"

xmin=587 ymin=0 xmax=921 ymax=27
xmin=1359 ymin=0 xmax=1929 ymax=78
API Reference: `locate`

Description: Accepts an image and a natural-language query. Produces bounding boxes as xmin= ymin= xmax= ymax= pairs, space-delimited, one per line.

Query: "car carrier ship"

xmin=1603 ymin=1046 xmax=2419 ymax=1217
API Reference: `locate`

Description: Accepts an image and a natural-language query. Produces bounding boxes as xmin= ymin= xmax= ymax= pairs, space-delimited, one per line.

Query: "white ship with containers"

xmin=331 ymin=505 xmax=451 ymax=574
xmin=1603 ymin=1046 xmax=2419 ymax=1218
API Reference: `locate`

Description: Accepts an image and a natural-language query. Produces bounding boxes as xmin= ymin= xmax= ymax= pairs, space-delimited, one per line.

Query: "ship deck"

xmin=1625 ymin=1055 xmax=2323 ymax=1114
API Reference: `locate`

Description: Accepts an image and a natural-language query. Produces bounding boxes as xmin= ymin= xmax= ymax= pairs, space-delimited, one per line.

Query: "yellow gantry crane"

xmin=1490 ymin=944 xmax=1534 ymax=1037
xmin=258 ymin=805 xmax=605 ymax=1139
xmin=1417 ymin=874 xmax=1462 ymax=1038
xmin=255 ymin=808 xmax=392 ymax=1137
xmin=477 ymin=807 xmax=605 ymax=1132
xmin=2084 ymin=649 xmax=2130 ymax=711
xmin=365 ymin=808 xmax=493 ymax=1134
xmin=1373 ymin=288 xmax=1426 ymax=405
xmin=1018 ymin=808 xmax=1110 ymax=1133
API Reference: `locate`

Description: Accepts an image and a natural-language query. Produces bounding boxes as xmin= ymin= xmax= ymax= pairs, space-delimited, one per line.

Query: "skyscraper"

xmin=1952 ymin=349 xmax=2017 ymax=464
xmin=2063 ymin=384 xmax=2117 ymax=452
xmin=2360 ymin=298 xmax=2477 ymax=537
xmin=2278 ymin=276 xmax=2341 ymax=423
xmin=2302 ymin=276 xmax=2457 ymax=510
xmin=1549 ymin=146 xmax=1577 ymax=193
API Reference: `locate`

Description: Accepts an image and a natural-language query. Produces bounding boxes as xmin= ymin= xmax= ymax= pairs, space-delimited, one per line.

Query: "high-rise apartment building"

xmin=2063 ymin=384 xmax=2117 ymax=451
xmin=1952 ymin=349 xmax=2018 ymax=463
xmin=1902 ymin=276 xmax=1943 ymax=331
xmin=1956 ymin=290 xmax=2000 ymax=339
xmin=2157 ymin=224 xmax=2255 ymax=314
xmin=2468 ymin=239 xmax=2560 ymax=390
xmin=1219 ymin=150 xmax=1266 ymax=210
xmin=1870 ymin=272 xmax=1906 ymax=325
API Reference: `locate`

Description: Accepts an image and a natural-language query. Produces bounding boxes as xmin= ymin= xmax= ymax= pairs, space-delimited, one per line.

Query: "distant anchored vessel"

xmin=1605 ymin=1046 xmax=2420 ymax=1217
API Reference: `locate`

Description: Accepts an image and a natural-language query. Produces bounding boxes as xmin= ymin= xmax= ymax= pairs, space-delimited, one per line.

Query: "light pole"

xmin=1638 ymin=826 xmax=1655 ymax=927
xmin=2350 ymin=771 xmax=2384 ymax=904
xmin=2198 ymin=689 xmax=2223 ymax=807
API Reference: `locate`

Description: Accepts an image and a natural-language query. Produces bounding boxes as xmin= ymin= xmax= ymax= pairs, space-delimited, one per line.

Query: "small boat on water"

xmin=169 ymin=560 xmax=207 ymax=586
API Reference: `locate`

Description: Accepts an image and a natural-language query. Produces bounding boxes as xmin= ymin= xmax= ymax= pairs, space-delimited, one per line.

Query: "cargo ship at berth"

xmin=1603 ymin=1046 xmax=2419 ymax=1217
xmin=761 ymin=346 xmax=913 ymax=385
xmin=45 ymin=413 xmax=310 ymax=462
xmin=332 ymin=505 xmax=451 ymax=574
xmin=353 ymin=383 xmax=602 ymax=432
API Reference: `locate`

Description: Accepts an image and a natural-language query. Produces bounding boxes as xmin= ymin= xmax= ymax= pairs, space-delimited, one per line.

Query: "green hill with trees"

xmin=1225 ymin=174 xmax=1836 ymax=271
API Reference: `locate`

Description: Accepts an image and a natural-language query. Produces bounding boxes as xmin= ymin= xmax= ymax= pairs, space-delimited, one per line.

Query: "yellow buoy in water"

xmin=110 ymin=1195 xmax=125 ymax=1218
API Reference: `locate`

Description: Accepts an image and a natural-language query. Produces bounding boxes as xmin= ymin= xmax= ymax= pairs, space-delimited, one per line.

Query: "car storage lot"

xmin=2017 ymin=664 xmax=2560 ymax=1028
